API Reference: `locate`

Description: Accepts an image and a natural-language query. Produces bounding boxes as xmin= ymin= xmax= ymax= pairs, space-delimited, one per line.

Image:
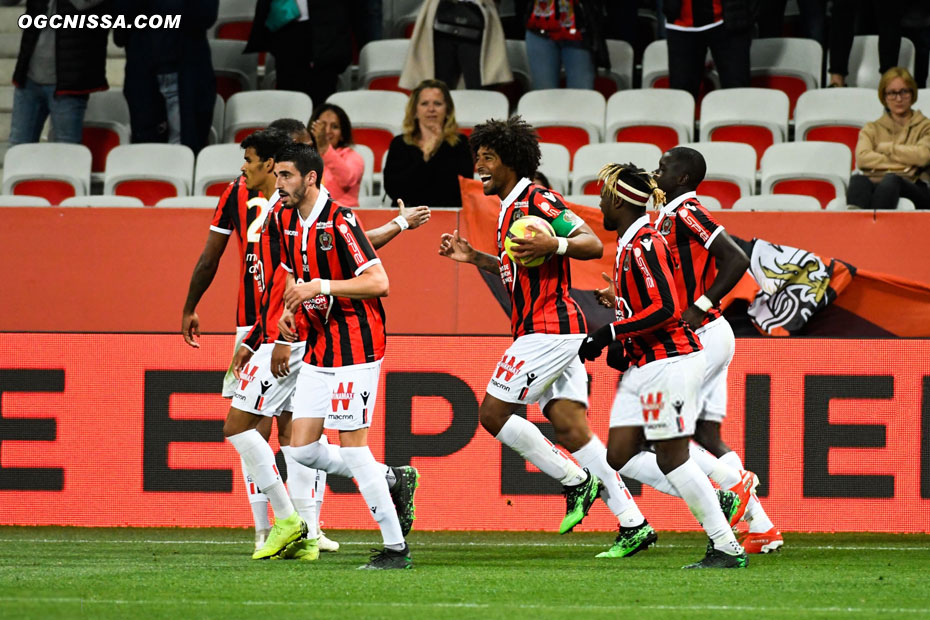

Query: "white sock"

xmin=227 ymin=429 xmax=294 ymax=519
xmin=241 ymin=458 xmax=270 ymax=531
xmin=619 ymin=451 xmax=681 ymax=497
xmin=284 ymin=449 xmax=320 ymax=538
xmin=341 ymin=446 xmax=404 ymax=547
xmin=286 ymin=440 xmax=354 ymax=477
xmin=315 ymin=468 xmax=327 ymax=531
xmin=718 ymin=451 xmax=775 ymax=532
xmin=315 ymin=435 xmax=329 ymax=531
xmin=496 ymin=415 xmax=586 ymax=486
xmin=572 ymin=436 xmax=644 ymax=527
xmin=689 ymin=443 xmax=741 ymax=489
xmin=665 ymin=458 xmax=742 ymax=556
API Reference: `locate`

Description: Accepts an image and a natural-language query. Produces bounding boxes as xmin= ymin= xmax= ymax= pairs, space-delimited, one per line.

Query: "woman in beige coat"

xmin=847 ymin=67 xmax=930 ymax=210
xmin=398 ymin=0 xmax=512 ymax=90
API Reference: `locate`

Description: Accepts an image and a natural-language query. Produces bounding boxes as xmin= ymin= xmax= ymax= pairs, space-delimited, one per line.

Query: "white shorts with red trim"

xmin=231 ymin=342 xmax=303 ymax=416
xmin=609 ymin=351 xmax=706 ymax=441
xmin=292 ymin=359 xmax=382 ymax=431
xmin=222 ymin=326 xmax=253 ymax=398
xmin=695 ymin=317 xmax=735 ymax=423
xmin=485 ymin=333 xmax=588 ymax=412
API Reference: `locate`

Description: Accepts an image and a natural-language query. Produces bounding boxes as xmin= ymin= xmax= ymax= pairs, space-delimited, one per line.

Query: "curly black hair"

xmin=468 ymin=116 xmax=541 ymax=180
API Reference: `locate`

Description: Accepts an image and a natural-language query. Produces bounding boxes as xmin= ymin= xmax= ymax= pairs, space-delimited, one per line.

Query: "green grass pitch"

xmin=0 ymin=527 xmax=928 ymax=619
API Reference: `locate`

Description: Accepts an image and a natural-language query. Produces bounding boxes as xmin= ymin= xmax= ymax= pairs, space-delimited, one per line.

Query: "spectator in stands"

xmin=384 ymin=80 xmax=474 ymax=208
xmin=662 ymin=0 xmax=752 ymax=100
xmin=399 ymin=0 xmax=512 ymax=90
xmin=847 ymin=67 xmax=930 ymax=210
xmin=115 ymin=0 xmax=217 ymax=154
xmin=828 ymin=0 xmax=906 ymax=87
xmin=9 ymin=0 xmax=111 ymax=146
xmin=524 ymin=0 xmax=609 ymax=90
xmin=246 ymin=1 xmax=351 ymax=106
xmin=309 ymin=103 xmax=364 ymax=207
xmin=757 ymin=0 xmax=825 ymax=42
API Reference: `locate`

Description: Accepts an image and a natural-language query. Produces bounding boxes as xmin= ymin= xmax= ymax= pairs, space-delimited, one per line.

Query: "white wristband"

xmin=392 ymin=215 xmax=410 ymax=231
xmin=320 ymin=279 xmax=331 ymax=296
xmin=694 ymin=295 xmax=713 ymax=312
xmin=555 ymin=237 xmax=569 ymax=255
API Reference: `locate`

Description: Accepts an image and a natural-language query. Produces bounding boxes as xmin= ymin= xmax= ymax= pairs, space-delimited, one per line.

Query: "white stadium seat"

xmin=103 ymin=144 xmax=194 ymax=204
xmin=2 ymin=143 xmax=91 ymax=204
xmin=224 ymin=90 xmax=313 ymax=143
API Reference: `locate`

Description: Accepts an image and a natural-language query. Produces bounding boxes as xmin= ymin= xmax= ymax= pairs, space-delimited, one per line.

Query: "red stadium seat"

xmin=700 ymin=89 xmax=789 ymax=169
xmin=2 ymin=143 xmax=91 ymax=205
xmin=695 ymin=180 xmax=744 ymax=209
xmin=103 ymin=144 xmax=194 ymax=206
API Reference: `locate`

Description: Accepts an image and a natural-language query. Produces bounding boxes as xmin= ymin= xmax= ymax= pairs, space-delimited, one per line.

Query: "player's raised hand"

xmin=271 ymin=343 xmax=291 ymax=378
xmin=182 ymin=311 xmax=201 ymax=348
xmin=595 ymin=272 xmax=616 ymax=308
xmin=278 ymin=308 xmax=298 ymax=342
xmin=231 ymin=345 xmax=253 ymax=379
xmin=438 ymin=229 xmax=476 ymax=263
xmin=398 ymin=198 xmax=430 ymax=230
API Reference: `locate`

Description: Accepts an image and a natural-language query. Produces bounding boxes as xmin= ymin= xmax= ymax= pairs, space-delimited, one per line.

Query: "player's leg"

xmin=243 ymin=415 xmax=272 ymax=551
xmin=341 ymin=426 xmax=411 ymax=570
xmin=654 ymin=436 xmax=746 ymax=568
xmin=276 ymin=410 xmax=321 ymax=561
xmin=224 ymin=407 xmax=306 ymax=559
xmin=695 ymin=319 xmax=779 ymax=548
xmin=313 ymin=434 xmax=339 ymax=552
xmin=644 ymin=351 xmax=745 ymax=568
xmin=542 ymin=353 xmax=648 ymax=539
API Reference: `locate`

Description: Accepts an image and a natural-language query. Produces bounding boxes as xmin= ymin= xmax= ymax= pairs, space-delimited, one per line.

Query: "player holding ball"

xmin=438 ymin=116 xmax=658 ymax=558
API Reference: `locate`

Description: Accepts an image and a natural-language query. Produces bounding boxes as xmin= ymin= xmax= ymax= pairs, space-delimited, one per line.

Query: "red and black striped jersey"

xmin=609 ymin=215 xmax=702 ymax=367
xmin=276 ymin=191 xmax=386 ymax=368
xmin=653 ymin=192 xmax=724 ymax=328
xmin=241 ymin=200 xmax=289 ymax=350
xmin=497 ymin=178 xmax=587 ymax=339
xmin=209 ymin=177 xmax=280 ymax=328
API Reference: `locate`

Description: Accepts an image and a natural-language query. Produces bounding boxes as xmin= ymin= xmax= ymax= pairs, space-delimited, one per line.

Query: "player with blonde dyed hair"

xmin=581 ymin=161 xmax=747 ymax=568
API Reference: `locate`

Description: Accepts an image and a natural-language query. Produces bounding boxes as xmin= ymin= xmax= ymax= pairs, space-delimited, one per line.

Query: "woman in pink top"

xmin=309 ymin=103 xmax=365 ymax=207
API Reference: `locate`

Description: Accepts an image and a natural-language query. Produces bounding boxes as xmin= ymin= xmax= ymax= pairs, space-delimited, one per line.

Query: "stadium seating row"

xmin=0 ymin=138 xmax=894 ymax=210
xmin=79 ymin=85 xmax=930 ymax=188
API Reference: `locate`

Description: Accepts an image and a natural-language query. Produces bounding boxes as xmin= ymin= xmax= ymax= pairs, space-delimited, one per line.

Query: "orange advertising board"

xmin=1 ymin=334 xmax=928 ymax=532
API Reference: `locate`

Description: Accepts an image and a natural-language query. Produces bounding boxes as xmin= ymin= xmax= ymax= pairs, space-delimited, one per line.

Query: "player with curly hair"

xmin=439 ymin=117 xmax=657 ymax=558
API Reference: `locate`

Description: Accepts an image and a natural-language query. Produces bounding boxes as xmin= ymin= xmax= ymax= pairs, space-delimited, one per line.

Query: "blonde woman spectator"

xmin=309 ymin=103 xmax=364 ymax=207
xmin=383 ymin=79 xmax=474 ymax=207
xmin=847 ymin=67 xmax=930 ymax=210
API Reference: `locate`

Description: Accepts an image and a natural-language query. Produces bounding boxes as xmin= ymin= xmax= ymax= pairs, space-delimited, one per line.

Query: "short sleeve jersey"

xmin=653 ymin=192 xmax=725 ymax=328
xmin=276 ymin=193 xmax=386 ymax=367
xmin=611 ymin=215 xmax=702 ymax=367
xmin=497 ymin=178 xmax=587 ymax=339
xmin=209 ymin=177 xmax=279 ymax=328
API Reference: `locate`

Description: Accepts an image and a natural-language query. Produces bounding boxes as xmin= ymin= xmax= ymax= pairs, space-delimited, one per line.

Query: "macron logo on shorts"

xmin=495 ymin=356 xmax=525 ymax=382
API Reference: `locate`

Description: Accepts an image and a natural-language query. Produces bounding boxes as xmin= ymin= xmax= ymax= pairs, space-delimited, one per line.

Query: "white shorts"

xmin=695 ymin=317 xmax=735 ymax=423
xmin=222 ymin=326 xmax=253 ymax=398
xmin=231 ymin=341 xmax=304 ymax=416
xmin=292 ymin=359 xmax=382 ymax=431
xmin=485 ymin=333 xmax=588 ymax=412
xmin=609 ymin=351 xmax=706 ymax=441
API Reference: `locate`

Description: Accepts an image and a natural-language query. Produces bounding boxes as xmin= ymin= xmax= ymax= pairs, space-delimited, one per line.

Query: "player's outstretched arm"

xmin=181 ymin=230 xmax=230 ymax=348
xmin=368 ymin=199 xmax=431 ymax=249
xmin=682 ymin=230 xmax=750 ymax=328
xmin=438 ymin=229 xmax=500 ymax=274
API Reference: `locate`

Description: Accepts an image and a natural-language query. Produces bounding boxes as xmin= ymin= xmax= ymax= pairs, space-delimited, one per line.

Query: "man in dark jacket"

xmin=10 ymin=0 xmax=110 ymax=146
xmin=663 ymin=0 xmax=755 ymax=99
xmin=115 ymin=0 xmax=217 ymax=153
xmin=246 ymin=0 xmax=352 ymax=106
